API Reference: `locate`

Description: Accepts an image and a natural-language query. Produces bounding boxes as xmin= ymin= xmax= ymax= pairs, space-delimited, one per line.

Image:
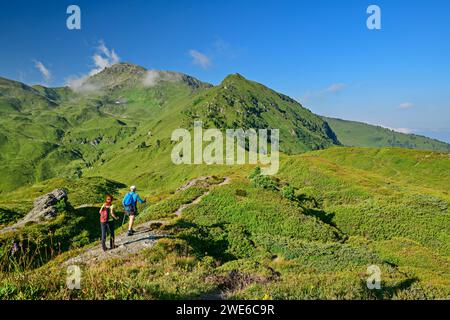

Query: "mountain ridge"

xmin=323 ymin=116 xmax=450 ymax=152
xmin=3 ymin=63 xmax=449 ymax=149
xmin=0 ymin=63 xmax=449 ymax=300
xmin=0 ymin=63 xmax=449 ymax=193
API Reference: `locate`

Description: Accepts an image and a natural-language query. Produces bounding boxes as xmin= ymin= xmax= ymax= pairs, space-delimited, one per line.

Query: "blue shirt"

xmin=130 ymin=192 xmax=145 ymax=205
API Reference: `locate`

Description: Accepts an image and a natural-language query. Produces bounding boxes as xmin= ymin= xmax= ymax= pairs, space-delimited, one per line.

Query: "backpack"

xmin=100 ymin=205 xmax=110 ymax=223
xmin=122 ymin=192 xmax=135 ymax=207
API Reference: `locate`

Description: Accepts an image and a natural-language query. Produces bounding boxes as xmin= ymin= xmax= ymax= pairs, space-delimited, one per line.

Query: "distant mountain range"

xmin=1 ymin=62 xmax=449 ymax=192
xmin=323 ymin=117 xmax=450 ymax=152
xmin=1 ymin=63 xmax=449 ymax=300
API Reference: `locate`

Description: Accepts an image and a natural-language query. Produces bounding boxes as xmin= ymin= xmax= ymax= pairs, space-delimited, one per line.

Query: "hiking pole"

xmin=140 ymin=199 xmax=150 ymax=214
xmin=143 ymin=199 xmax=150 ymax=212
xmin=122 ymin=212 xmax=127 ymax=227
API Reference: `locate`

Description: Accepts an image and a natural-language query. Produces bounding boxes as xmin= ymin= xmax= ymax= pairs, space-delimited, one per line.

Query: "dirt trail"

xmin=64 ymin=176 xmax=230 ymax=266
xmin=175 ymin=177 xmax=230 ymax=216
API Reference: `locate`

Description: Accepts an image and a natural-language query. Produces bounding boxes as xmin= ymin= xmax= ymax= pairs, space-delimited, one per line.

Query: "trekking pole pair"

xmin=142 ymin=199 xmax=150 ymax=213
xmin=122 ymin=211 xmax=127 ymax=226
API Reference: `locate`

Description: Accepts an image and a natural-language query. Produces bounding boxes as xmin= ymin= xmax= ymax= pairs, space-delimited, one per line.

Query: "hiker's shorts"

xmin=124 ymin=205 xmax=137 ymax=216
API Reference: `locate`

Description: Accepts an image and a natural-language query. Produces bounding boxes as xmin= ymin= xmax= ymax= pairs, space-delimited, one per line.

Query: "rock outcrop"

xmin=0 ymin=189 xmax=68 ymax=234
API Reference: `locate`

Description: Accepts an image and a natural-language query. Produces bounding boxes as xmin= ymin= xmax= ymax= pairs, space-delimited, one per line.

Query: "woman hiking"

xmin=99 ymin=194 xmax=119 ymax=251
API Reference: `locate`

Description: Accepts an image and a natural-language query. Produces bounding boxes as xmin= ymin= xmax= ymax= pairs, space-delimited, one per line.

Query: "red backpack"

xmin=100 ymin=205 xmax=110 ymax=223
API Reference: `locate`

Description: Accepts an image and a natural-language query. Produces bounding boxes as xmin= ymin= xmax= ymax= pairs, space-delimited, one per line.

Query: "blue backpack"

xmin=122 ymin=192 xmax=135 ymax=207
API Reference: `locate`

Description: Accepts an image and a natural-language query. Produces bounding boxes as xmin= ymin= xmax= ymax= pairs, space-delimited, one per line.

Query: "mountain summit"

xmin=185 ymin=72 xmax=340 ymax=153
xmin=78 ymin=62 xmax=211 ymax=92
xmin=0 ymin=66 xmax=449 ymax=191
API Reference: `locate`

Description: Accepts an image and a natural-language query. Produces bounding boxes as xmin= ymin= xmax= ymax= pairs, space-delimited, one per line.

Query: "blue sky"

xmin=1 ymin=0 xmax=449 ymax=142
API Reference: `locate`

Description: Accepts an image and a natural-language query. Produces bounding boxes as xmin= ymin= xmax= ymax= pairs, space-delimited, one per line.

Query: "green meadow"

xmin=0 ymin=63 xmax=448 ymax=299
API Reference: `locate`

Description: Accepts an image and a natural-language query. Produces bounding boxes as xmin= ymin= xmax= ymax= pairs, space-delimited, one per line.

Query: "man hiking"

xmin=99 ymin=194 xmax=119 ymax=251
xmin=122 ymin=185 xmax=146 ymax=236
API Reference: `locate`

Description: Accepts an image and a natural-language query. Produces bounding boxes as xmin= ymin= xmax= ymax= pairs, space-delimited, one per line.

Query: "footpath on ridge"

xmin=64 ymin=176 xmax=231 ymax=266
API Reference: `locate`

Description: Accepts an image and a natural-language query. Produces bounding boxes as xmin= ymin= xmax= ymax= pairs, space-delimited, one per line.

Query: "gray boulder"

xmin=0 ymin=189 xmax=68 ymax=234
xmin=25 ymin=189 xmax=68 ymax=222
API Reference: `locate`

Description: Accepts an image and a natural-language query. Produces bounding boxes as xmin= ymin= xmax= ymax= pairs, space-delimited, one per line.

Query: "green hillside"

xmin=0 ymin=63 xmax=340 ymax=192
xmin=323 ymin=116 xmax=450 ymax=152
xmin=3 ymin=64 xmax=448 ymax=194
xmin=0 ymin=65 xmax=448 ymax=300
xmin=183 ymin=74 xmax=340 ymax=154
xmin=0 ymin=64 xmax=212 ymax=191
xmin=0 ymin=147 xmax=448 ymax=299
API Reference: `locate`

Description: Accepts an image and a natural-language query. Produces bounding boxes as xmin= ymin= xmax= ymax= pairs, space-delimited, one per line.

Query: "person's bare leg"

xmin=128 ymin=215 xmax=135 ymax=231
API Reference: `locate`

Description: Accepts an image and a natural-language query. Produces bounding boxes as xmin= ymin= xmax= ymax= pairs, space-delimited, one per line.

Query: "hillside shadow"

xmin=286 ymin=192 xmax=336 ymax=227
xmin=74 ymin=205 xmax=130 ymax=233
xmin=167 ymin=219 xmax=236 ymax=262
xmin=296 ymin=194 xmax=319 ymax=207
xmin=360 ymin=277 xmax=419 ymax=299
xmin=73 ymin=206 xmax=107 ymax=240
xmin=0 ymin=207 xmax=22 ymax=226
xmin=72 ymin=207 xmax=102 ymax=243
xmin=301 ymin=207 xmax=336 ymax=226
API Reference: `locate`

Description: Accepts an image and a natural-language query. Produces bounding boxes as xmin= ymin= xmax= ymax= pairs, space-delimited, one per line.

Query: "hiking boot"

xmin=110 ymin=239 xmax=116 ymax=250
xmin=127 ymin=229 xmax=135 ymax=236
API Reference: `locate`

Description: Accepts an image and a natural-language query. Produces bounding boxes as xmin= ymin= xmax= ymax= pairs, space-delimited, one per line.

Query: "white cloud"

xmin=89 ymin=40 xmax=120 ymax=76
xmin=66 ymin=41 xmax=120 ymax=92
xmin=142 ymin=70 xmax=183 ymax=87
xmin=189 ymin=50 xmax=211 ymax=69
xmin=326 ymin=83 xmax=347 ymax=93
xmin=392 ymin=127 xmax=413 ymax=134
xmin=301 ymin=83 xmax=347 ymax=103
xmin=352 ymin=119 xmax=415 ymax=135
xmin=33 ymin=60 xmax=51 ymax=82
xmin=142 ymin=70 xmax=160 ymax=87
xmin=399 ymin=102 xmax=414 ymax=110
xmin=364 ymin=120 xmax=414 ymax=134
xmin=66 ymin=76 xmax=99 ymax=93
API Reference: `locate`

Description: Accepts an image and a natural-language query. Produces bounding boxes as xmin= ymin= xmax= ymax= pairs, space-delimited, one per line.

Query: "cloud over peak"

xmin=90 ymin=41 xmax=120 ymax=76
xmin=366 ymin=121 xmax=414 ymax=134
xmin=67 ymin=41 xmax=120 ymax=92
xmin=142 ymin=70 xmax=183 ymax=87
xmin=33 ymin=60 xmax=51 ymax=82
xmin=393 ymin=127 xmax=413 ymax=134
xmin=189 ymin=50 xmax=211 ymax=69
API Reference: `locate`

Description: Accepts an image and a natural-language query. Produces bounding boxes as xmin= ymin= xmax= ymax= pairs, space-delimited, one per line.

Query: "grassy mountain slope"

xmin=0 ymin=65 xmax=449 ymax=299
xmin=0 ymin=77 xmax=57 ymax=112
xmin=86 ymin=72 xmax=343 ymax=193
xmin=0 ymin=64 xmax=342 ymax=193
xmin=3 ymin=64 xmax=448 ymax=194
xmin=0 ymin=147 xmax=448 ymax=299
xmin=184 ymin=74 xmax=340 ymax=154
xmin=324 ymin=116 xmax=450 ymax=152
xmin=0 ymin=64 xmax=211 ymax=191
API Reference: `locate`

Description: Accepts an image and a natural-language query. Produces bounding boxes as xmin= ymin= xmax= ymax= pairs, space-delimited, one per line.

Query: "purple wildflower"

xmin=11 ymin=242 xmax=19 ymax=254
